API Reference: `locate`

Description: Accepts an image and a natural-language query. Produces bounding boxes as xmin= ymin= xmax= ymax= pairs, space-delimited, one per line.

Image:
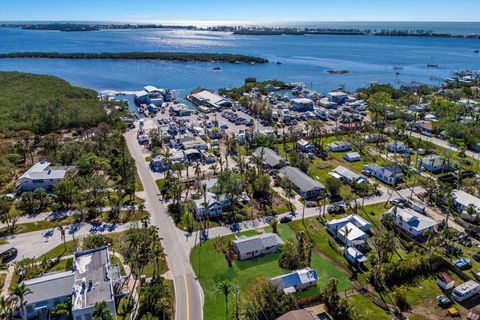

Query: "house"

xmin=16 ymin=246 xmax=124 ymax=320
xmin=181 ymin=136 xmax=208 ymax=150
xmin=276 ymin=305 xmax=332 ymax=320
xmin=271 ymin=268 xmax=318 ymax=294
xmin=134 ymin=90 xmax=150 ymax=104
xmin=291 ymin=98 xmax=314 ymax=112
xmin=326 ymin=214 xmax=371 ymax=250
xmin=184 ymin=149 xmax=202 ymax=162
xmin=345 ymin=247 xmax=368 ymax=267
xmin=193 ymin=178 xmax=231 ymax=218
xmin=297 ymin=139 xmax=315 ymax=153
xmin=387 ymin=141 xmax=407 ymax=153
xmin=253 ymin=147 xmax=286 ymax=169
xmin=19 ymin=271 xmax=75 ymax=320
xmin=436 ymin=272 xmax=456 ymax=290
xmin=364 ymin=133 xmax=387 ymax=143
xmin=71 ymin=247 xmax=122 ymax=320
xmin=453 ymin=190 xmax=480 ymax=214
xmin=233 ymin=233 xmax=284 ymax=260
xmin=150 ymin=157 xmax=170 ymax=172
xmin=188 ymin=87 xmax=231 ymax=110
xmin=420 ymin=155 xmax=450 ymax=173
xmin=170 ymin=104 xmax=192 ymax=116
xmin=330 ymin=166 xmax=368 ymax=185
xmin=327 ymin=141 xmax=352 ymax=152
xmin=363 ymin=164 xmax=403 ymax=186
xmin=343 ymin=152 xmax=361 ymax=162
xmin=16 ymin=161 xmax=75 ymax=192
xmin=384 ymin=207 xmax=439 ymax=237
xmin=201 ymin=150 xmax=216 ymax=164
xmin=327 ymin=91 xmax=348 ymax=104
xmin=279 ymin=166 xmax=325 ymax=199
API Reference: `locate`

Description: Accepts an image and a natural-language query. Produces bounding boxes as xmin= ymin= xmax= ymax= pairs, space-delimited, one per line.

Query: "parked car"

xmin=327 ymin=203 xmax=345 ymax=214
xmin=280 ymin=216 xmax=292 ymax=224
xmin=0 ymin=248 xmax=17 ymax=263
xmin=473 ymin=251 xmax=480 ymax=262
xmin=454 ymin=257 xmax=471 ymax=270
xmin=391 ymin=198 xmax=408 ymax=208
xmin=436 ymin=295 xmax=452 ymax=308
xmin=447 ymin=307 xmax=460 ymax=317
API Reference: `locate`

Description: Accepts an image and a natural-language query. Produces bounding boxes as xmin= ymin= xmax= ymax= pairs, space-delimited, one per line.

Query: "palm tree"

xmin=0 ymin=296 xmax=11 ymax=320
xmin=56 ymin=223 xmax=66 ymax=250
xmin=216 ymin=280 xmax=232 ymax=320
xmin=12 ymin=283 xmax=32 ymax=320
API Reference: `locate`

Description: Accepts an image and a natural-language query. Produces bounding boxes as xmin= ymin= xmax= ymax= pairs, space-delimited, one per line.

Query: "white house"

xmin=345 ymin=247 xmax=368 ymax=266
xmin=233 ymin=233 xmax=284 ymax=260
xmin=271 ymin=268 xmax=318 ymax=294
xmin=387 ymin=141 xmax=407 ymax=153
xmin=385 ymin=207 xmax=439 ymax=237
xmin=327 ymin=141 xmax=352 ymax=152
xmin=193 ymin=178 xmax=231 ymax=219
xmin=330 ymin=166 xmax=369 ymax=185
xmin=326 ymin=214 xmax=371 ymax=250
xmin=453 ymin=190 xmax=480 ymax=214
xmin=363 ymin=164 xmax=403 ymax=186
xmin=420 ymin=155 xmax=450 ymax=173
xmin=343 ymin=152 xmax=361 ymax=162
xmin=297 ymin=139 xmax=315 ymax=153
xmin=291 ymin=98 xmax=314 ymax=111
xmin=16 ymin=161 xmax=75 ymax=192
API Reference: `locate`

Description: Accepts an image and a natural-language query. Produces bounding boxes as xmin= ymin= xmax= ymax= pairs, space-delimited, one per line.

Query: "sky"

xmin=0 ymin=0 xmax=479 ymax=23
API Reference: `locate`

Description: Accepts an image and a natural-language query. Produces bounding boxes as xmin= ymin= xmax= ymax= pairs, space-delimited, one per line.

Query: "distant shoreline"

xmin=0 ymin=52 xmax=269 ymax=64
xmin=1 ymin=22 xmax=480 ymax=39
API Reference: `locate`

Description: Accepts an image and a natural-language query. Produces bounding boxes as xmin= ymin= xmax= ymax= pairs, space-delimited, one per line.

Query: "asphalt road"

xmin=125 ymin=127 xmax=203 ymax=320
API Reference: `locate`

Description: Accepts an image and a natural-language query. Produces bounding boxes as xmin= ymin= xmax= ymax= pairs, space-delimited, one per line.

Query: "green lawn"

xmin=349 ymin=294 xmax=391 ymax=320
xmin=191 ymin=226 xmax=351 ymax=320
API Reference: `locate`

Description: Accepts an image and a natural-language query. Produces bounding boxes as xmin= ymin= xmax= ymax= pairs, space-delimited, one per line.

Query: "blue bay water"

xmin=0 ymin=24 xmax=479 ymax=93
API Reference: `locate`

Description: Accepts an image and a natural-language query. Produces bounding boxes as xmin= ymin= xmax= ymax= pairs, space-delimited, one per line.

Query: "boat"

xmin=212 ymin=67 xmax=222 ymax=71
xmin=427 ymin=64 xmax=439 ymax=68
xmin=393 ymin=66 xmax=403 ymax=70
xmin=474 ymin=50 xmax=480 ymax=53
xmin=327 ymin=70 xmax=349 ymax=74
xmin=395 ymin=72 xmax=401 ymax=75
xmin=276 ymin=61 xmax=282 ymax=64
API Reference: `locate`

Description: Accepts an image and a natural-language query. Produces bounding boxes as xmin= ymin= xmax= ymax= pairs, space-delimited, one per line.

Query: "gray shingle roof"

xmin=233 ymin=233 xmax=283 ymax=255
xmin=280 ymin=166 xmax=324 ymax=193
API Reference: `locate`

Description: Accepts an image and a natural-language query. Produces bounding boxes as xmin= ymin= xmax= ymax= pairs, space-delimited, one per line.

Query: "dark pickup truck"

xmin=0 ymin=248 xmax=17 ymax=263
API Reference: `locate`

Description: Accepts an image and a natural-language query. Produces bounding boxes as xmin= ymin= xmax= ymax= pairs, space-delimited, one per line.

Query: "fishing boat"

xmin=474 ymin=50 xmax=480 ymax=53
xmin=276 ymin=61 xmax=282 ymax=64
xmin=427 ymin=64 xmax=439 ymax=68
xmin=212 ymin=67 xmax=222 ymax=71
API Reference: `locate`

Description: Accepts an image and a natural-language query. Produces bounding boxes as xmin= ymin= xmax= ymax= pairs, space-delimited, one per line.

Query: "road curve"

xmin=125 ymin=128 xmax=203 ymax=320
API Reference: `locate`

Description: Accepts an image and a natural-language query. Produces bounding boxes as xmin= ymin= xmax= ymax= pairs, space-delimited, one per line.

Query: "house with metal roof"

xmin=271 ymin=268 xmax=318 ymax=294
xmin=233 ymin=233 xmax=284 ymax=260
xmin=16 ymin=246 xmax=125 ymax=320
xmin=387 ymin=141 xmax=407 ymax=154
xmin=330 ymin=166 xmax=368 ymax=185
xmin=453 ymin=190 xmax=480 ymax=214
xmin=343 ymin=152 xmax=361 ymax=162
xmin=420 ymin=155 xmax=451 ymax=173
xmin=188 ymin=87 xmax=231 ymax=110
xmin=193 ymin=178 xmax=231 ymax=219
xmin=253 ymin=147 xmax=286 ymax=169
xmin=345 ymin=247 xmax=368 ymax=267
xmin=327 ymin=141 xmax=352 ymax=152
xmin=16 ymin=161 xmax=75 ymax=192
xmin=363 ymin=164 xmax=403 ymax=186
xmin=326 ymin=214 xmax=371 ymax=250
xmin=279 ymin=166 xmax=325 ymax=199
xmin=17 ymin=270 xmax=74 ymax=320
xmin=385 ymin=207 xmax=439 ymax=237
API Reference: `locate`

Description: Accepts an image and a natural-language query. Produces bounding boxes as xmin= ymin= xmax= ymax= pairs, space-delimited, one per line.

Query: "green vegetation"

xmin=0 ymin=72 xmax=106 ymax=136
xmin=191 ymin=226 xmax=351 ymax=320
xmin=0 ymin=52 xmax=268 ymax=64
